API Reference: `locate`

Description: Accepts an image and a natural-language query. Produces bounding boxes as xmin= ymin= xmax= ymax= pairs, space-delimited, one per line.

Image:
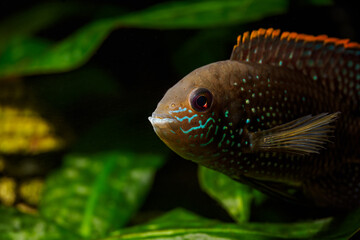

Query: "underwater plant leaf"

xmin=0 ymin=20 xmax=113 ymax=79
xmin=0 ymin=206 xmax=79 ymax=240
xmin=107 ymin=208 xmax=333 ymax=240
xmin=0 ymin=0 xmax=290 ymax=79
xmin=117 ymin=0 xmax=288 ymax=29
xmin=39 ymin=152 xmax=165 ymax=238
xmin=198 ymin=166 xmax=266 ymax=223
xmin=0 ymin=37 xmax=50 ymax=71
xmin=314 ymin=207 xmax=360 ymax=239
xmin=0 ymin=0 xmax=333 ymax=79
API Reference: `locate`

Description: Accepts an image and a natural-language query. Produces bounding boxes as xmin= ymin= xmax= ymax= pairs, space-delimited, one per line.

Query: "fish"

xmin=148 ymin=28 xmax=360 ymax=209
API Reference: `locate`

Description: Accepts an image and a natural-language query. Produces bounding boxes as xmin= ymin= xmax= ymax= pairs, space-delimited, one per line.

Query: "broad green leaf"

xmin=0 ymin=206 xmax=79 ymax=240
xmin=199 ymin=166 xmax=360 ymax=238
xmin=198 ymin=167 xmax=266 ymax=223
xmin=0 ymin=0 xmax=334 ymax=79
xmin=0 ymin=0 xmax=290 ymax=79
xmin=108 ymin=208 xmax=332 ymax=240
xmin=0 ymin=20 xmax=113 ymax=78
xmin=39 ymin=152 xmax=165 ymax=238
xmin=315 ymin=208 xmax=360 ymax=239
xmin=0 ymin=37 xmax=50 ymax=70
xmin=116 ymin=0 xmax=288 ymax=29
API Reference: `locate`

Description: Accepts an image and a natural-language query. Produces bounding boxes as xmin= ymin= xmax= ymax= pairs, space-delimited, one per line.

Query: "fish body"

xmin=149 ymin=28 xmax=360 ymax=208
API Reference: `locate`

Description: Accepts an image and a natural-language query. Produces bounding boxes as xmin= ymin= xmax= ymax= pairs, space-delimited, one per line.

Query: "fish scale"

xmin=149 ymin=28 xmax=360 ymax=208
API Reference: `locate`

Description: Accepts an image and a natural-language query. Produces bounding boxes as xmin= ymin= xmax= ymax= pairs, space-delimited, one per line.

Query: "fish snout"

xmin=148 ymin=112 xmax=179 ymax=144
xmin=148 ymin=112 xmax=176 ymax=126
xmin=148 ymin=112 xmax=176 ymax=131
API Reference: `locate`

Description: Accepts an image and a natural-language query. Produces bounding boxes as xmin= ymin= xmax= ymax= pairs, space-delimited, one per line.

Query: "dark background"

xmin=0 ymin=0 xmax=359 ymax=224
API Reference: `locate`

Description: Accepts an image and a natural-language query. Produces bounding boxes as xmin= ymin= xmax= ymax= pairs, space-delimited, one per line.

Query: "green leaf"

xmin=198 ymin=167 xmax=360 ymax=238
xmin=0 ymin=20 xmax=113 ymax=78
xmin=198 ymin=167 xmax=266 ymax=223
xmin=1 ymin=0 xmax=331 ymax=79
xmin=0 ymin=37 xmax=51 ymax=75
xmin=0 ymin=206 xmax=79 ymax=240
xmin=315 ymin=208 xmax=360 ymax=239
xmin=0 ymin=0 xmax=289 ymax=79
xmin=39 ymin=152 xmax=165 ymax=238
xmin=107 ymin=208 xmax=332 ymax=240
xmin=116 ymin=0 xmax=288 ymax=29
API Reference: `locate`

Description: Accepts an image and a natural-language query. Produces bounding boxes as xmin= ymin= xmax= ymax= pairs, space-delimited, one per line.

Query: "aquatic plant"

xmin=0 ymin=0 xmax=359 ymax=239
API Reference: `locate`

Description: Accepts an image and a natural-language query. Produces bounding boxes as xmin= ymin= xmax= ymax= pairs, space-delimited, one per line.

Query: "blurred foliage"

xmin=0 ymin=177 xmax=16 ymax=206
xmin=109 ymin=208 xmax=333 ymax=240
xmin=199 ymin=166 xmax=266 ymax=223
xmin=0 ymin=81 xmax=68 ymax=154
xmin=1 ymin=0 xmax=360 ymax=239
xmin=0 ymin=206 xmax=79 ymax=240
xmin=39 ymin=152 xmax=165 ymax=238
xmin=19 ymin=178 xmax=43 ymax=206
xmin=0 ymin=0 xmax=292 ymax=79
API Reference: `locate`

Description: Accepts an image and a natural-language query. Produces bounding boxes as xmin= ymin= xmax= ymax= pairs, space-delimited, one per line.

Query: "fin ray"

xmin=250 ymin=112 xmax=340 ymax=155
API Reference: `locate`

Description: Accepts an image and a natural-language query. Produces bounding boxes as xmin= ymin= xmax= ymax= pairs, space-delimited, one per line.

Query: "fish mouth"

xmin=148 ymin=113 xmax=176 ymax=125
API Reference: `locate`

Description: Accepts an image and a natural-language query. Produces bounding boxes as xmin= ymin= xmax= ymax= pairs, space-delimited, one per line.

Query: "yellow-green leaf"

xmin=0 ymin=206 xmax=79 ymax=240
xmin=199 ymin=167 xmax=266 ymax=223
xmin=108 ymin=208 xmax=333 ymax=240
xmin=0 ymin=81 xmax=68 ymax=154
xmin=39 ymin=151 xmax=165 ymax=238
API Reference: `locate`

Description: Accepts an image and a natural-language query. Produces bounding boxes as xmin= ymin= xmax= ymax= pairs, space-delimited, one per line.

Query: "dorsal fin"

xmin=231 ymin=28 xmax=360 ymax=71
xmin=230 ymin=28 xmax=360 ymax=111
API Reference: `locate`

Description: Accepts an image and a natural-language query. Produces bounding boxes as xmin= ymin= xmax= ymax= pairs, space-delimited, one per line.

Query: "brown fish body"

xmin=149 ymin=29 xmax=360 ymax=208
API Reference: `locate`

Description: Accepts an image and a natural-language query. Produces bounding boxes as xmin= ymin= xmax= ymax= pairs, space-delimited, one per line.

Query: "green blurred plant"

xmin=199 ymin=167 xmax=266 ymax=223
xmin=0 ymin=0 xmax=291 ymax=79
xmin=2 ymin=0 xmax=360 ymax=240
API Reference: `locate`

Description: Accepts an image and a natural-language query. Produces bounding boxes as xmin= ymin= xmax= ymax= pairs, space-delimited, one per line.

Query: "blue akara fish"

xmin=149 ymin=28 xmax=360 ymax=209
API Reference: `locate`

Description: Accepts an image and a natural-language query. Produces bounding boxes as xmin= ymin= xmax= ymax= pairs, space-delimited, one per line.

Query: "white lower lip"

xmin=148 ymin=116 xmax=175 ymax=125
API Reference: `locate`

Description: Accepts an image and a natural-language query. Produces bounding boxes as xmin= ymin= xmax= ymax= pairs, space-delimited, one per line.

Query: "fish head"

xmin=149 ymin=60 xmax=245 ymax=162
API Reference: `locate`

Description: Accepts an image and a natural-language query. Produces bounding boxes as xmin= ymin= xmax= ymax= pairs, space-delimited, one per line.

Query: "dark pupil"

xmin=196 ymin=95 xmax=207 ymax=108
xmin=190 ymin=88 xmax=212 ymax=112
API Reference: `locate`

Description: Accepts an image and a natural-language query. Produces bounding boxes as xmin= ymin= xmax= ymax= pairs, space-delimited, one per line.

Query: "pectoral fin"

xmin=250 ymin=112 xmax=340 ymax=155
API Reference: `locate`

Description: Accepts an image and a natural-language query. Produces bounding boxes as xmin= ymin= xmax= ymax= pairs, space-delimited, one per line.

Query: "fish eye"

xmin=190 ymin=88 xmax=213 ymax=112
